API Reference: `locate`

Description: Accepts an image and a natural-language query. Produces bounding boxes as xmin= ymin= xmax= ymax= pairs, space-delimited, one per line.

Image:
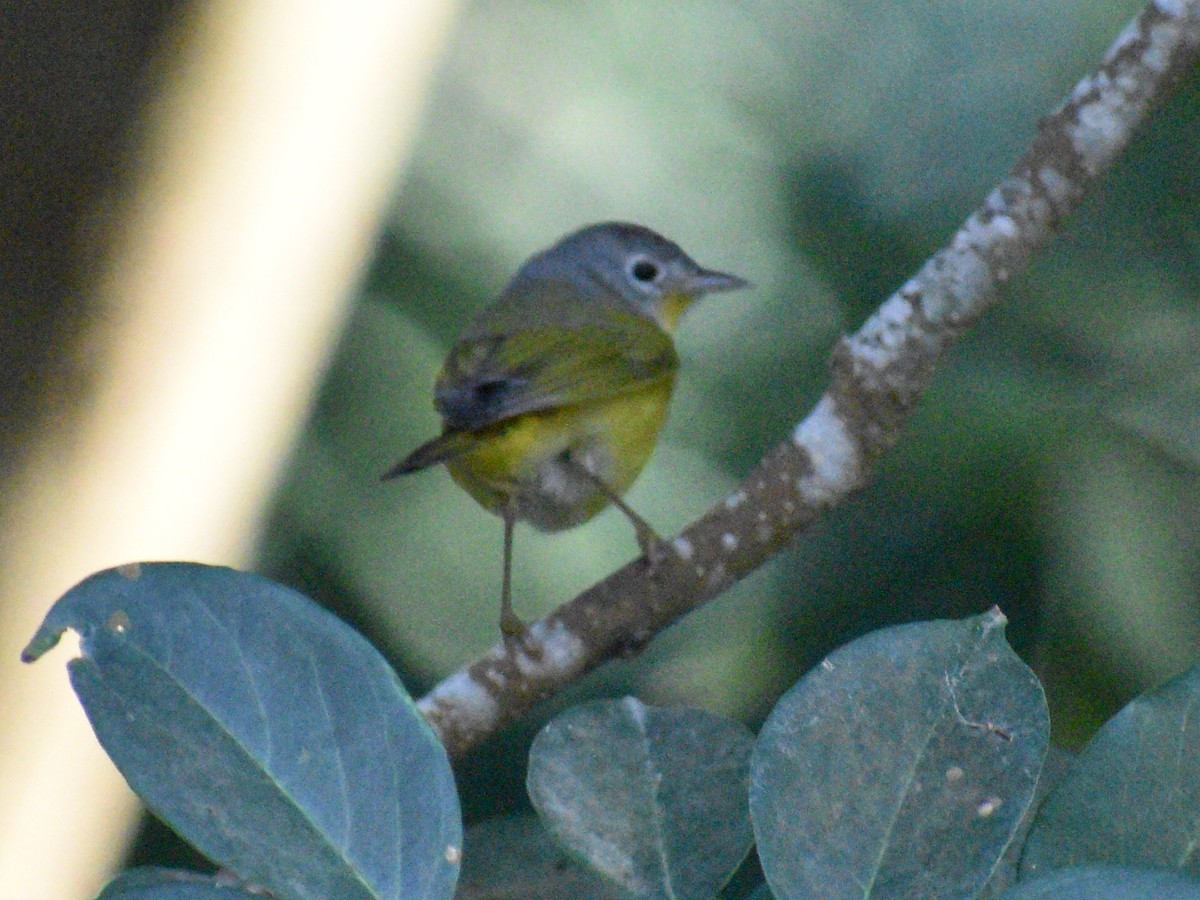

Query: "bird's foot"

xmin=632 ymin=521 xmax=671 ymax=569
xmin=499 ymin=608 xmax=527 ymax=641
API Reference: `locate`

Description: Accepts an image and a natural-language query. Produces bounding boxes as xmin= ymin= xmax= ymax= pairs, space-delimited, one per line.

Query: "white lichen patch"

xmin=724 ymin=489 xmax=747 ymax=510
xmin=721 ymin=532 xmax=738 ymax=552
xmin=524 ymin=618 xmax=587 ymax=672
xmin=671 ymin=536 xmax=694 ymax=561
xmin=1144 ymin=16 xmax=1183 ymax=72
xmin=1035 ymin=166 xmax=1072 ymax=206
xmin=939 ymin=231 xmax=993 ymax=308
xmin=420 ymin=670 xmax=498 ymax=724
xmin=793 ymin=396 xmax=861 ymax=504
xmin=987 ymin=213 xmax=1017 ymax=238
xmin=853 ymin=294 xmax=916 ymax=365
xmin=1074 ymin=93 xmax=1129 ymax=163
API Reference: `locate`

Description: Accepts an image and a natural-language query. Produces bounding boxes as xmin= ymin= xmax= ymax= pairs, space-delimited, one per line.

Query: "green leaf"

xmin=750 ymin=608 xmax=1048 ymax=899
xmin=1020 ymin=663 xmax=1200 ymax=879
xmin=1000 ymin=865 xmax=1200 ymax=899
xmin=527 ymin=697 xmax=755 ymax=898
xmin=97 ymin=868 xmax=259 ymax=898
xmin=24 ymin=563 xmax=461 ymax=900
xmin=982 ymin=745 xmax=1076 ymax=898
xmin=456 ymin=814 xmax=622 ymax=899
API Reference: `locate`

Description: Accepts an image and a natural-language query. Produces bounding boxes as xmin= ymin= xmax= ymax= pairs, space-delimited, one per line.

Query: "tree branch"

xmin=419 ymin=0 xmax=1200 ymax=760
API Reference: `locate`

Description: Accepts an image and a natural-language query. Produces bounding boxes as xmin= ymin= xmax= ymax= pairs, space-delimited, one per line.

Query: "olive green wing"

xmin=434 ymin=309 xmax=677 ymax=432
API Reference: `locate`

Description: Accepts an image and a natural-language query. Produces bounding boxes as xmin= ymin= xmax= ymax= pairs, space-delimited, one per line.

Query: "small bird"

xmin=383 ymin=222 xmax=748 ymax=636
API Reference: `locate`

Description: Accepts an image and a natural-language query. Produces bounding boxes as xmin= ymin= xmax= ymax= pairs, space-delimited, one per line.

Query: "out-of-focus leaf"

xmin=24 ymin=563 xmax=461 ymax=900
xmin=456 ymin=814 xmax=622 ymax=900
xmin=97 ymin=868 xmax=259 ymax=898
xmin=527 ymin=697 xmax=754 ymax=897
xmin=1000 ymin=865 xmax=1200 ymax=899
xmin=1021 ymin=663 xmax=1200 ymax=880
xmin=1049 ymin=436 xmax=1200 ymax=695
xmin=751 ymin=608 xmax=1048 ymax=899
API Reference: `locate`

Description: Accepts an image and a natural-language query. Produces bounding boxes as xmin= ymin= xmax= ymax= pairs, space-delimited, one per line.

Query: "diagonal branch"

xmin=419 ymin=0 xmax=1200 ymax=760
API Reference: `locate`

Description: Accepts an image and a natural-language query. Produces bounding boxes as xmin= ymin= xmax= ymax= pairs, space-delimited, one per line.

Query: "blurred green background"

xmin=6 ymin=0 xmax=1199 ymax=872
xmin=256 ymin=0 xmax=1199 ymax=822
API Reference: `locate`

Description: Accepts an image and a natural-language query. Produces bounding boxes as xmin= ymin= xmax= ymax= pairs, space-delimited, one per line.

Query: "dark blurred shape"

xmin=123 ymin=813 xmax=215 ymax=878
xmin=1108 ymin=74 xmax=1200 ymax=289
xmin=784 ymin=153 xmax=933 ymax=325
xmin=0 ymin=1 xmax=186 ymax=478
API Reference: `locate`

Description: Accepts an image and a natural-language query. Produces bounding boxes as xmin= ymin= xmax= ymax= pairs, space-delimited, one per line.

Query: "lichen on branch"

xmin=419 ymin=0 xmax=1200 ymax=761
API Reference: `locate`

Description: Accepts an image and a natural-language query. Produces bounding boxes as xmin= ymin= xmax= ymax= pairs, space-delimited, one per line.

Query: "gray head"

xmin=509 ymin=222 xmax=749 ymax=331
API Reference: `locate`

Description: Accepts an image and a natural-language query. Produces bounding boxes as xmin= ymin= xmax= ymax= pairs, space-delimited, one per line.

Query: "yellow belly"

xmin=445 ymin=382 xmax=673 ymax=532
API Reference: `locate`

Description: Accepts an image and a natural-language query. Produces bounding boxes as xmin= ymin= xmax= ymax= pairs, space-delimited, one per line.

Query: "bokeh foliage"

xmin=258 ymin=0 xmax=1200 ymax=819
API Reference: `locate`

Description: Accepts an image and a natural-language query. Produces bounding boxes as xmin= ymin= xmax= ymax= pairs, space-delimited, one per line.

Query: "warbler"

xmin=383 ymin=222 xmax=748 ymax=635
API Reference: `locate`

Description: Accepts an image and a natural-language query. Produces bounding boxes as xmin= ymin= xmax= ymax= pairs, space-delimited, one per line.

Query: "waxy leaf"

xmin=528 ymin=697 xmax=754 ymax=897
xmin=751 ymin=608 xmax=1048 ymax=899
xmin=1021 ymin=663 xmax=1200 ymax=880
xmin=25 ymin=563 xmax=461 ymax=900
xmin=1001 ymin=865 xmax=1200 ymax=899
xmin=97 ymin=867 xmax=259 ymax=898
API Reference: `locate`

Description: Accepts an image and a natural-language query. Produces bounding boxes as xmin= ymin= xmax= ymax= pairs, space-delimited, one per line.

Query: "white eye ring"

xmin=626 ymin=254 xmax=662 ymax=288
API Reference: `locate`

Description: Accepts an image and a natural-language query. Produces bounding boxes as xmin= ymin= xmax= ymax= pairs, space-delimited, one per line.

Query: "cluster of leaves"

xmin=23 ymin=563 xmax=1200 ymax=898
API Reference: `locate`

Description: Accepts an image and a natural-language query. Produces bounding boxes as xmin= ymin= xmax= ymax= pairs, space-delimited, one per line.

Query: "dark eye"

xmin=629 ymin=257 xmax=660 ymax=284
xmin=472 ymin=379 xmax=508 ymax=406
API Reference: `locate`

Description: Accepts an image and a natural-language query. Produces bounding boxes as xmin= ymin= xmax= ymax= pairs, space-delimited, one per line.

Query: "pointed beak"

xmin=685 ymin=267 xmax=751 ymax=296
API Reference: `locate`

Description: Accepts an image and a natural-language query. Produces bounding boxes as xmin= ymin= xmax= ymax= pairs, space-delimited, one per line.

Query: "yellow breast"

xmin=445 ymin=379 xmax=675 ymax=532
